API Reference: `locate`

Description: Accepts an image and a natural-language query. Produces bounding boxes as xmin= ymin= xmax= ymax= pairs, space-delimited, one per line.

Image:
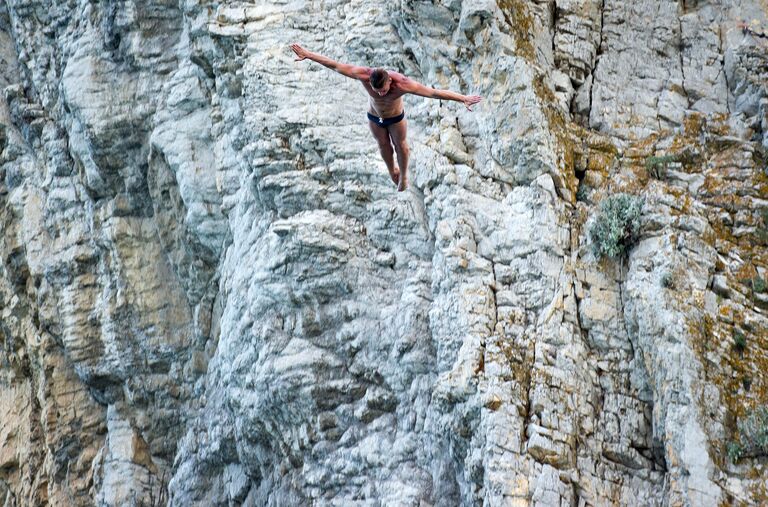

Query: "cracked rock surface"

xmin=0 ymin=0 xmax=766 ymax=505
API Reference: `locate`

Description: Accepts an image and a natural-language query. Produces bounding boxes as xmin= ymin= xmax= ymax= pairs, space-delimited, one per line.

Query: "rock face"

xmin=0 ymin=0 xmax=767 ymax=505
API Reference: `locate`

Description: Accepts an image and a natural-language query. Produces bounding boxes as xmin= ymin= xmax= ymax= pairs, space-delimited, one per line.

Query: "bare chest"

xmin=361 ymin=84 xmax=406 ymax=117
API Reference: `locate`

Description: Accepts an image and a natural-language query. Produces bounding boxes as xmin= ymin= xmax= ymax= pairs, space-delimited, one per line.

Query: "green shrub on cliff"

xmin=645 ymin=154 xmax=678 ymax=179
xmin=739 ymin=407 xmax=768 ymax=453
xmin=589 ymin=193 xmax=644 ymax=259
xmin=730 ymin=406 xmax=768 ymax=462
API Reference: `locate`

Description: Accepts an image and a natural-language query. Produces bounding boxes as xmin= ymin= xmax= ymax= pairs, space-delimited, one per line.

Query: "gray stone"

xmin=0 ymin=0 xmax=766 ymax=506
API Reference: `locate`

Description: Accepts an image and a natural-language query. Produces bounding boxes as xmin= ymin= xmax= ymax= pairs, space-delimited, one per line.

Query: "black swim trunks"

xmin=367 ymin=111 xmax=405 ymax=127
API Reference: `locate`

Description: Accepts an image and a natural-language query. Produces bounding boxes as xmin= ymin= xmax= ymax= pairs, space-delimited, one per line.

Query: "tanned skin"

xmin=291 ymin=43 xmax=482 ymax=191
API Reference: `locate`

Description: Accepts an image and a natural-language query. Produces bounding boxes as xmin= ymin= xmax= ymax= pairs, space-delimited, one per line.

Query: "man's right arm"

xmin=291 ymin=44 xmax=371 ymax=80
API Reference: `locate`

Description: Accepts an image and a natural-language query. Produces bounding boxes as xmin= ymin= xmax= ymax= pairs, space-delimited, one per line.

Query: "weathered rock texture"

xmin=1 ymin=0 xmax=767 ymax=505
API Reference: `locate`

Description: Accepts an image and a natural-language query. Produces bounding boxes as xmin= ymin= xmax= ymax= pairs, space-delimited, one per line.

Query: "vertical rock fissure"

xmin=588 ymin=0 xmax=607 ymax=123
xmin=718 ymin=23 xmax=731 ymax=115
xmin=550 ymin=1 xmax=559 ymax=64
xmin=618 ymin=257 xmax=635 ymax=357
xmin=490 ymin=259 xmax=499 ymax=337
xmin=677 ymin=8 xmax=692 ymax=110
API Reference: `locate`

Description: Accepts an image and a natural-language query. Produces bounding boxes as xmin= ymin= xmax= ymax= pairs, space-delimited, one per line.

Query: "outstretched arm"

xmin=401 ymin=78 xmax=483 ymax=111
xmin=291 ymin=43 xmax=371 ymax=80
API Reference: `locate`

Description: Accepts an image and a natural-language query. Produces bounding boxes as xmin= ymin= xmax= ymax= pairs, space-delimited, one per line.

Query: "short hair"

xmin=370 ymin=68 xmax=389 ymax=89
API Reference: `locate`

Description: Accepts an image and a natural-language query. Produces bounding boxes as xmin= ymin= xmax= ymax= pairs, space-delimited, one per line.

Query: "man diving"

xmin=290 ymin=43 xmax=482 ymax=191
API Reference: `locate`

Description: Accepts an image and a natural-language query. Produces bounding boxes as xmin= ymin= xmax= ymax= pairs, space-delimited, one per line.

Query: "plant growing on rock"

xmin=727 ymin=441 xmax=743 ymax=462
xmin=645 ymin=154 xmax=678 ymax=179
xmin=751 ymin=276 xmax=767 ymax=293
xmin=733 ymin=331 xmax=747 ymax=352
xmin=758 ymin=208 xmax=768 ymax=243
xmin=576 ymin=182 xmax=592 ymax=202
xmin=645 ymin=149 xmax=703 ymax=178
xmin=730 ymin=406 xmax=768 ymax=462
xmin=589 ymin=193 xmax=644 ymax=259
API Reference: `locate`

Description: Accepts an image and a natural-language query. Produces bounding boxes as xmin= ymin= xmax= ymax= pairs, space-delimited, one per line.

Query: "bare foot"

xmin=397 ymin=170 xmax=408 ymax=192
xmin=388 ymin=166 xmax=400 ymax=185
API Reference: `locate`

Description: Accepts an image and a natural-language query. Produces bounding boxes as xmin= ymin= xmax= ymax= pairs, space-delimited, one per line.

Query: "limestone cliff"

xmin=0 ymin=0 xmax=766 ymax=505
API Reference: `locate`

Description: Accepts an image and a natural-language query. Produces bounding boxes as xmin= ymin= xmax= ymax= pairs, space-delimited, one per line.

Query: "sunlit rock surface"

xmin=0 ymin=0 xmax=766 ymax=505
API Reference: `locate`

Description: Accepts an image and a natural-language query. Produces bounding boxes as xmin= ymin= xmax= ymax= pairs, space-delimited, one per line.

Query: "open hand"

xmin=463 ymin=95 xmax=483 ymax=111
xmin=291 ymin=43 xmax=310 ymax=62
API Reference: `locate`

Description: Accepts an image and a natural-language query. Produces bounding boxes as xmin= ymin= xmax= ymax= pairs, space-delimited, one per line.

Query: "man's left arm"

xmin=402 ymin=79 xmax=482 ymax=111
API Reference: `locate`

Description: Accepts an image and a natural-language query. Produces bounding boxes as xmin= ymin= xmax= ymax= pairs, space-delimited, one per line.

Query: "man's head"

xmin=370 ymin=68 xmax=391 ymax=95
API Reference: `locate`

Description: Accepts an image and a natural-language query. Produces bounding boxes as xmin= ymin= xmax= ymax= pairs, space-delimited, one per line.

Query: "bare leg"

xmin=378 ymin=142 xmax=400 ymax=184
xmin=387 ymin=120 xmax=410 ymax=192
xmin=368 ymin=121 xmax=400 ymax=185
xmin=393 ymin=143 xmax=410 ymax=191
